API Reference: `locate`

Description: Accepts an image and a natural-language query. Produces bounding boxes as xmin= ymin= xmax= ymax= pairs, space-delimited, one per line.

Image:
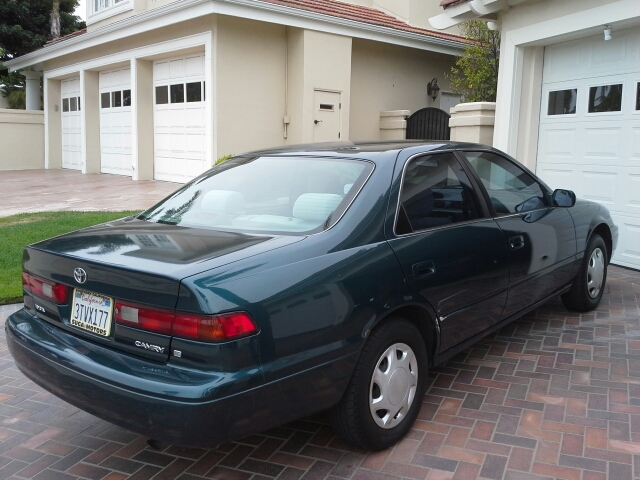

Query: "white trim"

xmin=43 ymin=32 xmax=211 ymax=80
xmin=6 ymin=0 xmax=466 ymax=72
xmin=80 ymin=70 xmax=88 ymax=173
xmin=87 ymin=0 xmax=133 ymax=26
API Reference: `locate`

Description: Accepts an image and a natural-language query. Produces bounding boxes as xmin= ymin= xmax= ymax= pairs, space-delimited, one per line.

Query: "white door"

xmin=313 ymin=90 xmax=341 ymax=143
xmin=153 ymin=54 xmax=207 ymax=183
xmin=61 ymin=78 xmax=82 ymax=170
xmin=536 ymin=29 xmax=640 ymax=270
xmin=99 ymin=68 xmax=133 ymax=176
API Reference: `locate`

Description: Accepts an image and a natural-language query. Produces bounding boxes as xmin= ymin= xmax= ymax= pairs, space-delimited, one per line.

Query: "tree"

xmin=0 ymin=0 xmax=85 ymax=108
xmin=448 ymin=20 xmax=500 ymax=103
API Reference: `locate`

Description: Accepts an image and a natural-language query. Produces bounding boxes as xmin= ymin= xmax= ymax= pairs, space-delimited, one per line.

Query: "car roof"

xmin=236 ymin=140 xmax=490 ymax=158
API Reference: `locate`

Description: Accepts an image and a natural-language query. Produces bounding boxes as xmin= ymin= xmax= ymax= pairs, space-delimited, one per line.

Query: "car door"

xmin=459 ymin=150 xmax=577 ymax=319
xmin=386 ymin=151 xmax=509 ymax=354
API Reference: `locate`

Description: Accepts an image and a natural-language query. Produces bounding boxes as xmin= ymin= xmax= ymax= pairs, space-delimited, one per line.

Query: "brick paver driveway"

xmin=0 ymin=266 xmax=639 ymax=480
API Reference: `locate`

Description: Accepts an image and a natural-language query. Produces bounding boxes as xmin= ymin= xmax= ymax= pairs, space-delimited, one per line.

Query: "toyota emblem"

xmin=73 ymin=267 xmax=87 ymax=284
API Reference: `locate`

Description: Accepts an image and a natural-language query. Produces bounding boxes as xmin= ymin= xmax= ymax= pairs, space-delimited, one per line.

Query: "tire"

xmin=562 ymin=234 xmax=608 ymax=312
xmin=328 ymin=318 xmax=427 ymax=450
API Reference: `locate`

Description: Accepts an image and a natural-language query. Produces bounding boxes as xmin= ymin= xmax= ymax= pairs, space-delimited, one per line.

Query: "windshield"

xmin=139 ymin=156 xmax=373 ymax=235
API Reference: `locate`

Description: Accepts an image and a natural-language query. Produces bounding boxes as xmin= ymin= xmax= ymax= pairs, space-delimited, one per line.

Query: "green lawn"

xmin=0 ymin=211 xmax=139 ymax=305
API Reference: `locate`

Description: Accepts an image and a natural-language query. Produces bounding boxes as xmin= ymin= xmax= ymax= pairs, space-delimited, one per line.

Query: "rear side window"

xmin=396 ymin=152 xmax=481 ymax=235
xmin=462 ymin=151 xmax=548 ymax=215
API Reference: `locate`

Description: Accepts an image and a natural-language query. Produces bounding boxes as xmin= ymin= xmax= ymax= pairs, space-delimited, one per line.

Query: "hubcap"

xmin=369 ymin=343 xmax=418 ymax=429
xmin=587 ymin=247 xmax=605 ymax=299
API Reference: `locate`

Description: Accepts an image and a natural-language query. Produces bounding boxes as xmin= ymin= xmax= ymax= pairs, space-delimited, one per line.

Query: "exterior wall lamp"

xmin=427 ymin=78 xmax=440 ymax=101
xmin=604 ymin=25 xmax=612 ymax=41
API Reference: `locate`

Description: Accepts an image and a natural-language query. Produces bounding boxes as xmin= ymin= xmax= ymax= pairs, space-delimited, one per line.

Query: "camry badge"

xmin=73 ymin=267 xmax=87 ymax=284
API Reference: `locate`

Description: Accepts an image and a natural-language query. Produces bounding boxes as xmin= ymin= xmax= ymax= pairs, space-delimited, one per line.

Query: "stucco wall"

xmin=0 ymin=109 xmax=45 ymax=171
xmin=215 ymin=16 xmax=287 ymax=157
xmin=349 ymin=38 xmax=455 ymax=141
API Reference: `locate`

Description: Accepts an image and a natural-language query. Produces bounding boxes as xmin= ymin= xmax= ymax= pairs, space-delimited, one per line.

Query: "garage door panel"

xmin=185 ymin=134 xmax=204 ymax=154
xmin=611 ymin=213 xmax=640 ymax=268
xmin=538 ymin=126 xmax=577 ymax=160
xmin=169 ymin=109 xmax=186 ymax=128
xmin=632 ymin=126 xmax=640 ymax=163
xmin=185 ymin=56 xmax=203 ymax=77
xmin=185 ymin=108 xmax=204 ymax=128
xmin=536 ymin=163 xmax=577 ymax=192
xmin=623 ymin=169 xmax=640 ymax=215
xmin=579 ymin=169 xmax=618 ymax=207
xmin=169 ymin=59 xmax=184 ymax=79
xmin=584 ymin=127 xmax=622 ymax=160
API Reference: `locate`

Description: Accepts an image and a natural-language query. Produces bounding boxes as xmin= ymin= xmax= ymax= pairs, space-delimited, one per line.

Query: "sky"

xmin=76 ymin=0 xmax=87 ymax=21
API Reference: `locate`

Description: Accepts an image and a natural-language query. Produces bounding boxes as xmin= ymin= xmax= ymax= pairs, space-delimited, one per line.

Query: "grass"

xmin=0 ymin=211 xmax=139 ymax=305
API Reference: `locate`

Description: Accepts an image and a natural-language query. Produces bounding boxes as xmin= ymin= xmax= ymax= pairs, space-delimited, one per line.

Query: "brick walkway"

xmin=0 ymin=266 xmax=639 ymax=480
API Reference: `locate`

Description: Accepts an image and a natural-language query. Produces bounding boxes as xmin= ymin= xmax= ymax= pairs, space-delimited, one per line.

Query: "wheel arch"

xmin=370 ymin=303 xmax=439 ymax=368
xmin=591 ymin=223 xmax=613 ymax=264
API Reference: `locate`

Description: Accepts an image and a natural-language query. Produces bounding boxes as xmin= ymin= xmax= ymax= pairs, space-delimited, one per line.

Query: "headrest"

xmin=293 ymin=193 xmax=343 ymax=223
xmin=200 ymin=190 xmax=245 ymax=215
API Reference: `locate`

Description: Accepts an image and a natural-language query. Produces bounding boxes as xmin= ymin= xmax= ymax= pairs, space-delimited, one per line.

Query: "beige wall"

xmin=349 ymin=38 xmax=455 ymax=141
xmin=215 ymin=16 xmax=287 ymax=157
xmin=298 ymin=30 xmax=352 ymax=143
xmin=0 ymin=109 xmax=45 ymax=171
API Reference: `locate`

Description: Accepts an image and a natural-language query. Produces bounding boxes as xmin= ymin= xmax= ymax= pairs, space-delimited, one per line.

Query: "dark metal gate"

xmin=405 ymin=107 xmax=451 ymax=140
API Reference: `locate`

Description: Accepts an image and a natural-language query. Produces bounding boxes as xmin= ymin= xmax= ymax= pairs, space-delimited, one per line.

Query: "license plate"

xmin=70 ymin=289 xmax=113 ymax=337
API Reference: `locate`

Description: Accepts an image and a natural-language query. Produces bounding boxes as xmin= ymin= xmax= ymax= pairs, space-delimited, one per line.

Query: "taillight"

xmin=114 ymin=301 xmax=173 ymax=336
xmin=114 ymin=301 xmax=258 ymax=342
xmin=22 ymin=272 xmax=68 ymax=304
xmin=173 ymin=311 xmax=258 ymax=342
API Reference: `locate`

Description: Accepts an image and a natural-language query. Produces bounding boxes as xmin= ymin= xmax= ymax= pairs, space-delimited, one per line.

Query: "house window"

xmin=93 ymin=0 xmax=126 ymax=13
xmin=588 ymin=84 xmax=623 ymax=113
xmin=62 ymin=98 xmax=69 ymax=112
xmin=548 ymin=89 xmax=577 ymax=115
xmin=101 ymin=92 xmax=110 ymax=108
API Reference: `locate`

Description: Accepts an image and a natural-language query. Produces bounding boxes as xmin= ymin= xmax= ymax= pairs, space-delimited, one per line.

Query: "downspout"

xmin=283 ymin=26 xmax=289 ymax=139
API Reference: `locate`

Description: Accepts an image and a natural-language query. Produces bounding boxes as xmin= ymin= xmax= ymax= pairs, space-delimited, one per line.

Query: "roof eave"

xmin=6 ymin=0 xmax=468 ymax=71
xmin=429 ymin=0 xmax=513 ymax=30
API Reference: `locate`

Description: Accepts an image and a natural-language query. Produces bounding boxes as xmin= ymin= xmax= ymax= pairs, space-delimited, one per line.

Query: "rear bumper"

xmin=6 ymin=309 xmax=354 ymax=447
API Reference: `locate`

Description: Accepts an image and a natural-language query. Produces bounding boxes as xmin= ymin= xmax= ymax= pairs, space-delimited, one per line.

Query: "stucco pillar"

xmin=379 ymin=110 xmax=409 ymax=140
xmin=80 ymin=70 xmax=101 ymax=174
xmin=449 ymin=102 xmax=496 ymax=146
xmin=45 ymin=78 xmax=62 ymax=169
xmin=23 ymin=71 xmax=43 ymax=111
xmin=132 ymin=58 xmax=154 ymax=181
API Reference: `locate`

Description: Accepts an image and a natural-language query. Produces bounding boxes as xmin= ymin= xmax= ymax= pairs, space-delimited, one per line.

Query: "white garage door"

xmin=153 ymin=54 xmax=207 ymax=183
xmin=536 ymin=29 xmax=640 ymax=270
xmin=61 ymin=78 xmax=82 ymax=170
xmin=99 ymin=68 xmax=132 ymax=176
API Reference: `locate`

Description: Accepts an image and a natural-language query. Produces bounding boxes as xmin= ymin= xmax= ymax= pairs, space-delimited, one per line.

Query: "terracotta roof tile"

xmin=439 ymin=0 xmax=470 ymax=8
xmin=45 ymin=28 xmax=87 ymax=45
xmin=258 ymin=0 xmax=468 ymax=42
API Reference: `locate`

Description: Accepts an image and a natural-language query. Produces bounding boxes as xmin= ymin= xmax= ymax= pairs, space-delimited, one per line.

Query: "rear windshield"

xmin=139 ymin=156 xmax=373 ymax=235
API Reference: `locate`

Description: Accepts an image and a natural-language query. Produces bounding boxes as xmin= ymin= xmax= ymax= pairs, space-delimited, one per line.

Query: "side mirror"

xmin=552 ymin=189 xmax=576 ymax=207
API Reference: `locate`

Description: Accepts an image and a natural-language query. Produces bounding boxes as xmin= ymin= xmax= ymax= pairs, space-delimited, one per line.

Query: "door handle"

xmin=412 ymin=261 xmax=435 ymax=279
xmin=314 ymin=119 xmax=322 ymax=124
xmin=509 ymin=235 xmax=525 ymax=250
